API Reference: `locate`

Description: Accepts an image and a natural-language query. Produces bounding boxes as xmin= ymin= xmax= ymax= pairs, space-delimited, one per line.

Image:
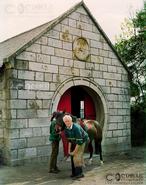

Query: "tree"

xmin=115 ymin=1 xmax=146 ymax=145
xmin=115 ymin=1 xmax=146 ymax=105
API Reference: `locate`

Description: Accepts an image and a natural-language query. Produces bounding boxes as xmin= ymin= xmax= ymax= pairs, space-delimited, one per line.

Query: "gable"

xmin=16 ymin=4 xmax=127 ymax=75
xmin=0 ymin=1 xmax=129 ymax=74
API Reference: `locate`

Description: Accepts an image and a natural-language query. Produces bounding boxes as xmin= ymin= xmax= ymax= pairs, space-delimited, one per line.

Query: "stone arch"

xmin=50 ymin=77 xmax=108 ymax=130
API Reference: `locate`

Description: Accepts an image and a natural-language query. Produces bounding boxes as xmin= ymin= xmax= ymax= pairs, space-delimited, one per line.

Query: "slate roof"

xmin=0 ymin=1 xmax=129 ymax=73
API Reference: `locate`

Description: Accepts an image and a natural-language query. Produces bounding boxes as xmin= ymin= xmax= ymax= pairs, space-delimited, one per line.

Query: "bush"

xmin=131 ymin=101 xmax=146 ymax=146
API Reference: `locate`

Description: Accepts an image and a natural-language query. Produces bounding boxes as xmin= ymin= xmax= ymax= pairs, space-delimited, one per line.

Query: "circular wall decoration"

xmin=73 ymin=37 xmax=89 ymax=61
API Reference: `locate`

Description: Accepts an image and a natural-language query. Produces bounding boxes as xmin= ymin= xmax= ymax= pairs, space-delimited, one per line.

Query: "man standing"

xmin=49 ymin=112 xmax=61 ymax=173
xmin=63 ymin=115 xmax=89 ymax=179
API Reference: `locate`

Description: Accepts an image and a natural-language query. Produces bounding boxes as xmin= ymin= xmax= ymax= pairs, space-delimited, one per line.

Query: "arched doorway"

xmin=57 ymin=86 xmax=96 ymax=119
xmin=50 ymin=77 xmax=108 ymax=129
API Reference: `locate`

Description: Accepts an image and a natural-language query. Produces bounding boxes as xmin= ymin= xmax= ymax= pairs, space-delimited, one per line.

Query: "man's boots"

xmin=73 ymin=167 xmax=84 ymax=179
xmin=70 ymin=156 xmax=76 ymax=177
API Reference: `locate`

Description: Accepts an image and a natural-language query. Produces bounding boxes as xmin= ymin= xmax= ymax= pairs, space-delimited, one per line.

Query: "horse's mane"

xmin=51 ymin=111 xmax=57 ymax=121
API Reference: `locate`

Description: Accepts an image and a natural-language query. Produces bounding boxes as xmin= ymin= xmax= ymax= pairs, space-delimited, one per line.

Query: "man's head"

xmin=63 ymin=115 xmax=73 ymax=128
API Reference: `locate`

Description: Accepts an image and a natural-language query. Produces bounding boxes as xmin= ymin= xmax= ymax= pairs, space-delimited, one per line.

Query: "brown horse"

xmin=53 ymin=111 xmax=103 ymax=164
xmin=78 ymin=118 xmax=103 ymax=164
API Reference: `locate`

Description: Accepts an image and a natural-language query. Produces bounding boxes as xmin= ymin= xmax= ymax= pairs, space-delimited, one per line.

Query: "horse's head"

xmin=56 ymin=111 xmax=65 ymax=127
xmin=51 ymin=111 xmax=66 ymax=130
xmin=51 ymin=111 xmax=77 ymax=131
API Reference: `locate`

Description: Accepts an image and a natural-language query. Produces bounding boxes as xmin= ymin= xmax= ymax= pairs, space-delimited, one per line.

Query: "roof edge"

xmin=81 ymin=2 xmax=130 ymax=74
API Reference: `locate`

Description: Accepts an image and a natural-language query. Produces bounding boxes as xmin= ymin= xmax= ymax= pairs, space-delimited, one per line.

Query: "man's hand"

xmin=69 ymin=152 xmax=74 ymax=156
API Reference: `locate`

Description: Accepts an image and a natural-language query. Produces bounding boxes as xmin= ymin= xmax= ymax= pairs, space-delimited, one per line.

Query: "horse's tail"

xmin=93 ymin=121 xmax=102 ymax=140
xmin=93 ymin=121 xmax=103 ymax=162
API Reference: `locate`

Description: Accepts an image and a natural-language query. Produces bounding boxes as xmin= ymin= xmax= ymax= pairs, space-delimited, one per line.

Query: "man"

xmin=63 ymin=115 xmax=89 ymax=179
xmin=49 ymin=112 xmax=61 ymax=173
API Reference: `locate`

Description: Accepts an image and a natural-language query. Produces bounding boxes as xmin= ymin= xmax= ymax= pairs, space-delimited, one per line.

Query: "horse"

xmin=53 ymin=111 xmax=103 ymax=165
xmin=78 ymin=118 xmax=103 ymax=164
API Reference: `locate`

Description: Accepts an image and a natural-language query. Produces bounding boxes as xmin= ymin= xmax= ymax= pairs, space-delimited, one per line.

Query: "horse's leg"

xmin=95 ymin=140 xmax=103 ymax=165
xmin=88 ymin=141 xmax=93 ymax=164
xmin=98 ymin=142 xmax=104 ymax=165
xmin=94 ymin=140 xmax=99 ymax=154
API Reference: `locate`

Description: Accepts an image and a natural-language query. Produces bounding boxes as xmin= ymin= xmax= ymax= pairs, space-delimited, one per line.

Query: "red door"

xmin=57 ymin=87 xmax=96 ymax=119
xmin=84 ymin=94 xmax=96 ymax=120
xmin=57 ymin=89 xmax=71 ymax=113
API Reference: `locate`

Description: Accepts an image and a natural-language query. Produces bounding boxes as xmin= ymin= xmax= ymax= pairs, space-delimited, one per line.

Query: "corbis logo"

xmin=105 ymin=172 xmax=143 ymax=184
xmin=4 ymin=2 xmax=52 ymax=15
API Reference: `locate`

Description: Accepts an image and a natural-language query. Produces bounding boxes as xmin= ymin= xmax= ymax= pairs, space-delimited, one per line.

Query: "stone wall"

xmin=0 ymin=66 xmax=12 ymax=165
xmin=0 ymin=68 xmax=4 ymax=164
xmin=3 ymin=6 xmax=131 ymax=165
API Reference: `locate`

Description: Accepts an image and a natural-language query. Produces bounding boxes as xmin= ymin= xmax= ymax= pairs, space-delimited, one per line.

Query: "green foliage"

xmin=115 ymin=1 xmax=146 ymax=105
xmin=133 ymin=1 xmax=146 ymax=39
xmin=131 ymin=95 xmax=146 ymax=146
xmin=115 ymin=1 xmax=146 ymax=146
xmin=131 ymin=105 xmax=146 ymax=146
xmin=130 ymin=81 xmax=140 ymax=97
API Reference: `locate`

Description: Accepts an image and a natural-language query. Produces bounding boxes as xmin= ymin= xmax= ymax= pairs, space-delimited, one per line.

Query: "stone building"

xmin=0 ymin=1 xmax=131 ymax=165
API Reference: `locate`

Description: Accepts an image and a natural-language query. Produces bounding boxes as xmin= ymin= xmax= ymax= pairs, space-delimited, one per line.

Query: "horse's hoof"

xmin=88 ymin=158 xmax=92 ymax=165
xmin=100 ymin=160 xmax=104 ymax=165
